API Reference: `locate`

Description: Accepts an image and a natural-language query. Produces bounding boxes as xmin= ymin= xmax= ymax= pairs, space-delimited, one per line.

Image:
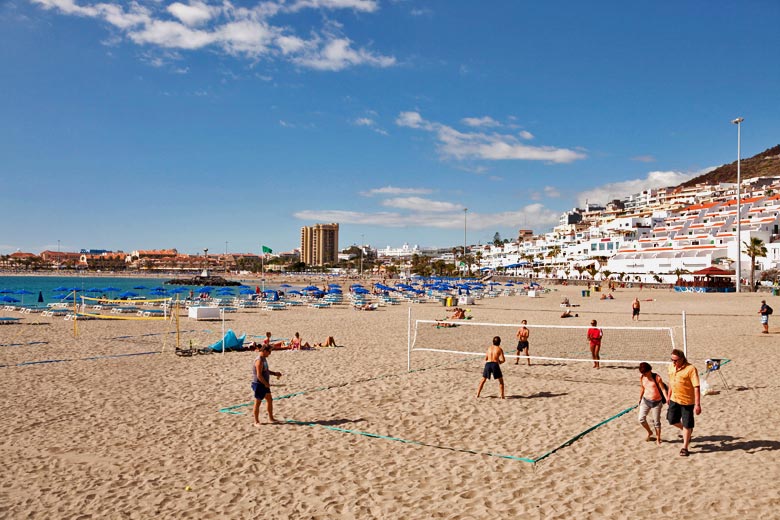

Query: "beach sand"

xmin=1 ymin=286 xmax=778 ymax=519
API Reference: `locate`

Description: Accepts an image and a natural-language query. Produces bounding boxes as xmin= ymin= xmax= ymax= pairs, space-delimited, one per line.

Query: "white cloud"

xmin=29 ymin=0 xmax=395 ymax=71
xmin=352 ymin=116 xmax=388 ymax=135
xmin=631 ymin=155 xmax=656 ymax=163
xmin=576 ymin=169 xmax=710 ymax=206
xmin=461 ymin=116 xmax=500 ymax=128
xmin=360 ymin=186 xmax=433 ymax=197
xmin=167 ymin=1 xmax=216 ymax=27
xmin=286 ymin=0 xmax=379 ymax=13
xmin=293 ymin=203 xmax=560 ymax=231
xmin=518 ymin=130 xmax=534 ymax=140
xmin=382 ymin=197 xmax=462 ymax=212
xmin=292 ymin=37 xmax=395 ymax=71
xmin=543 ymin=186 xmax=560 ymax=198
xmin=396 ymin=111 xmax=586 ymax=164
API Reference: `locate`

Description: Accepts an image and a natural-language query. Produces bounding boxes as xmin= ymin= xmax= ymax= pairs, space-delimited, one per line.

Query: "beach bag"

xmin=766 ymin=305 xmax=773 ymax=315
xmin=651 ymin=373 xmax=667 ymax=404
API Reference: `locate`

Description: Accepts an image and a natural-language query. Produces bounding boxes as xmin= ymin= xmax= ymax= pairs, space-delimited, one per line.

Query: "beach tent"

xmin=205 ymin=329 xmax=246 ymax=352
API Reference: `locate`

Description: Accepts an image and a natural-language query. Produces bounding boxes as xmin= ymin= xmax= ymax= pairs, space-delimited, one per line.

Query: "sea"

xmin=0 ymin=275 xmax=270 ymax=305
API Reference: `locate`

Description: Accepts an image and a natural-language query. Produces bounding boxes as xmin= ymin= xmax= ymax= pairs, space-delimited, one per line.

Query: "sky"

xmin=2 ymin=1 xmax=779 ymax=256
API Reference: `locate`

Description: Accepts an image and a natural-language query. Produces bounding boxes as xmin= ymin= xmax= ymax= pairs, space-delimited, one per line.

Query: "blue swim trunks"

xmin=482 ymin=361 xmax=503 ymax=380
xmin=252 ymin=381 xmax=269 ymax=400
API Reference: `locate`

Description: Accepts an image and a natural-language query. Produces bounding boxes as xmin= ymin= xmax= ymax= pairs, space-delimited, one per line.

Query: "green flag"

xmin=262 ymin=246 xmax=272 ymax=254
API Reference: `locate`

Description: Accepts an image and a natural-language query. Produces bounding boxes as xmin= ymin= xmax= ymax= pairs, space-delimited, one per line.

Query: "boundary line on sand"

xmin=220 ymin=357 xmax=732 ymax=463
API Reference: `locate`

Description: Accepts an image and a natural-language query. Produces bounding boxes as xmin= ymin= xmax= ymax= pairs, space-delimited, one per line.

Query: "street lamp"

xmin=732 ymin=117 xmax=744 ymax=293
xmin=225 ymin=241 xmax=228 ymax=274
xmin=463 ymin=208 xmax=468 ymax=276
xmin=360 ymin=234 xmax=364 ymax=278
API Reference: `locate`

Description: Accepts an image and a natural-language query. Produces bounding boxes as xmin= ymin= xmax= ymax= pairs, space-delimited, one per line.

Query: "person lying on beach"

xmin=450 ymin=307 xmax=467 ymax=319
xmin=560 ymin=309 xmax=578 ymax=318
xmin=314 ymin=336 xmax=337 ymax=347
xmin=263 ymin=331 xmax=290 ymax=350
xmin=355 ymin=303 xmax=378 ymax=311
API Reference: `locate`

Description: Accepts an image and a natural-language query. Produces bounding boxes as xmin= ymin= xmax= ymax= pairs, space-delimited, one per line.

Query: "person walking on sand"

xmin=515 ymin=320 xmax=530 ymax=366
xmin=759 ymin=300 xmax=771 ymax=334
xmin=632 ymin=298 xmax=641 ymax=321
xmin=476 ymin=336 xmax=506 ymax=399
xmin=667 ymin=349 xmax=701 ymax=456
xmin=637 ymin=362 xmax=668 ymax=445
xmin=587 ymin=320 xmax=603 ymax=369
xmin=252 ymin=344 xmax=282 ymax=426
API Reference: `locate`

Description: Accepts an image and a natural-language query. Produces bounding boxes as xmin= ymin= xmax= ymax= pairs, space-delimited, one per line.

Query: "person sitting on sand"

xmin=288 ymin=332 xmax=312 ymax=350
xmin=314 ymin=336 xmax=337 ymax=348
xmin=262 ymin=331 xmax=289 ymax=350
xmin=561 ymin=297 xmax=570 ymax=306
xmin=560 ymin=309 xmax=578 ymax=318
xmin=451 ymin=307 xmax=467 ymax=319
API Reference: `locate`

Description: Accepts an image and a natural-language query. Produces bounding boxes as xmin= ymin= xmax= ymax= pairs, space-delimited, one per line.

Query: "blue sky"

xmin=2 ymin=1 xmax=779 ymax=256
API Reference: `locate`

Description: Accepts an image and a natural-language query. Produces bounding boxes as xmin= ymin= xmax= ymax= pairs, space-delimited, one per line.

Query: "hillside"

xmin=680 ymin=145 xmax=780 ymax=187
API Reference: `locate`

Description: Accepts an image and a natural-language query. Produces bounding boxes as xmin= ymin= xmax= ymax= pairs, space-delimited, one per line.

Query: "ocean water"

xmin=0 ymin=275 xmax=263 ymax=304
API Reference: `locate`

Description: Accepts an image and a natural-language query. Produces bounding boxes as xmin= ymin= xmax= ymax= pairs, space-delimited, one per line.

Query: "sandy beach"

xmin=1 ymin=285 xmax=778 ymax=519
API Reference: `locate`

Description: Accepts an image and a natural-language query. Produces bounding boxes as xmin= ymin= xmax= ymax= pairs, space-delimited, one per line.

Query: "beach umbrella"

xmin=288 ymin=290 xmax=302 ymax=296
xmin=102 ymin=286 xmax=120 ymax=293
xmin=239 ymin=287 xmax=254 ymax=295
xmin=133 ymin=285 xmax=148 ymax=290
xmin=353 ymin=287 xmax=370 ymax=295
xmin=327 ymin=288 xmax=342 ymax=294
xmin=53 ymin=286 xmax=68 ymax=292
xmin=200 ymin=286 xmax=214 ymax=293
xmin=118 ymin=291 xmax=138 ymax=299
xmin=303 ymin=285 xmax=320 ymax=291
xmin=0 ymin=296 xmax=20 ymax=303
xmin=280 ymin=284 xmax=292 ymax=288
xmin=14 ymin=289 xmax=34 ymax=305
xmin=38 ymin=291 xmax=44 ymax=303
xmin=0 ymin=289 xmax=14 ymax=294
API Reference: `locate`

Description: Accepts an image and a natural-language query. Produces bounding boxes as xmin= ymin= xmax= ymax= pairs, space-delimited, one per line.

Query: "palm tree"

xmin=672 ymin=268 xmax=690 ymax=285
xmin=743 ymin=237 xmax=768 ymax=292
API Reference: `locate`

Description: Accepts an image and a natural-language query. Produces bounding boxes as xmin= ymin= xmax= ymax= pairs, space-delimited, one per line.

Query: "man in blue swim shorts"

xmin=252 ymin=344 xmax=282 ymax=427
xmin=476 ymin=336 xmax=506 ymax=399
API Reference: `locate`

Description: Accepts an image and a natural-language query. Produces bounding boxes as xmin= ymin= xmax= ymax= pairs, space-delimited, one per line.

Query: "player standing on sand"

xmin=252 ymin=344 xmax=282 ymax=426
xmin=476 ymin=336 xmax=506 ymax=399
xmin=515 ymin=320 xmax=530 ymax=366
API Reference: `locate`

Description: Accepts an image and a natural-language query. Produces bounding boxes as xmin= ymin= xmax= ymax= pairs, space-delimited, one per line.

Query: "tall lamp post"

xmin=360 ymin=233 xmax=364 ymax=278
xmin=732 ymin=117 xmax=744 ymax=293
xmin=463 ymin=208 xmax=468 ymax=277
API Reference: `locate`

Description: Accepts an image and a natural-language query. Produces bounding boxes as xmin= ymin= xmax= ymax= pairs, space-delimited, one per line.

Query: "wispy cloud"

xmin=352 ymin=116 xmax=389 ymax=135
xmin=381 ymin=197 xmax=462 ymax=212
xmin=29 ymin=0 xmax=395 ymax=71
xmin=576 ymin=169 xmax=712 ymax=206
xmin=360 ymin=186 xmax=433 ymax=197
xmin=294 ymin=203 xmax=560 ymax=231
xmin=396 ymin=111 xmax=586 ymax=164
xmin=461 ymin=116 xmax=501 ymax=128
xmin=631 ymin=155 xmax=656 ymax=163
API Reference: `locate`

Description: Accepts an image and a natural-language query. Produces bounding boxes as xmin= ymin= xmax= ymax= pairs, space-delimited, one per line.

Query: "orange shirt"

xmin=667 ymin=363 xmax=700 ymax=405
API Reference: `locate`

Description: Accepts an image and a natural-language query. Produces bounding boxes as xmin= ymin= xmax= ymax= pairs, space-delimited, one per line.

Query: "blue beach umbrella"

xmin=133 ymin=285 xmax=148 ymax=290
xmin=118 ymin=291 xmax=138 ymax=299
xmin=303 ymin=285 xmax=320 ymax=291
xmin=0 ymin=296 xmax=20 ymax=303
xmin=288 ymin=290 xmax=302 ymax=296
xmin=280 ymin=284 xmax=292 ymax=288
xmin=15 ymin=289 xmax=34 ymax=305
xmin=0 ymin=289 xmax=14 ymax=294
xmin=53 ymin=286 xmax=68 ymax=292
xmin=239 ymin=287 xmax=255 ymax=295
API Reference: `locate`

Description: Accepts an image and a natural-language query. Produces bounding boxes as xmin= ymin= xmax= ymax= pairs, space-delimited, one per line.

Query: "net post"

xmin=407 ymin=306 xmax=412 ymax=372
xmin=682 ymin=311 xmax=687 ymax=358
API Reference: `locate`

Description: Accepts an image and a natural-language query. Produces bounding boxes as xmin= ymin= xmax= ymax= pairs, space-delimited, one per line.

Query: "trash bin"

xmin=445 ymin=296 xmax=453 ymax=307
xmin=585 ymin=290 xmax=590 ymax=297
xmin=581 ymin=290 xmax=587 ymax=297
xmin=594 ymin=286 xmax=601 ymax=292
xmin=773 ymin=288 xmax=779 ymax=297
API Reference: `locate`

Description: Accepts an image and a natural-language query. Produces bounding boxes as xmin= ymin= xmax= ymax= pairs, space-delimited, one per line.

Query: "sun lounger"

xmin=309 ymin=302 xmax=331 ymax=309
xmin=264 ymin=303 xmax=287 ymax=311
xmin=0 ymin=317 xmax=21 ymax=325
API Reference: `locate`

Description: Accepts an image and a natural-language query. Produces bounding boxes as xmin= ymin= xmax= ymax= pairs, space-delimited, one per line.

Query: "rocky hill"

xmin=680 ymin=145 xmax=780 ymax=187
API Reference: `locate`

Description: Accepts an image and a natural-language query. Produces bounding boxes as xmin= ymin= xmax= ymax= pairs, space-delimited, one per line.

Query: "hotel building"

xmin=300 ymin=223 xmax=339 ymax=266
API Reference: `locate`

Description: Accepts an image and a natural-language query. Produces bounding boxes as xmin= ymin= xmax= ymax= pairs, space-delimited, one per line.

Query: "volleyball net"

xmin=407 ymin=312 xmax=686 ymax=370
xmin=76 ymin=295 xmax=175 ymax=320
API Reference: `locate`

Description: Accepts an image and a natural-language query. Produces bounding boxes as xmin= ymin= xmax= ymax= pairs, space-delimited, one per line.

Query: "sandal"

xmin=679 ymin=448 xmax=689 ymax=457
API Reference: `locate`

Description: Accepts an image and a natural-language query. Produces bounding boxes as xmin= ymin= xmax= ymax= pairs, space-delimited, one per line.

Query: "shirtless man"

xmin=515 ymin=320 xmax=530 ymax=366
xmin=476 ymin=336 xmax=506 ymax=399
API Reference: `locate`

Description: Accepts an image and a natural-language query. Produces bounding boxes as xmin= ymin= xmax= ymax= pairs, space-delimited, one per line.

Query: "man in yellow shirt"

xmin=667 ymin=349 xmax=701 ymax=456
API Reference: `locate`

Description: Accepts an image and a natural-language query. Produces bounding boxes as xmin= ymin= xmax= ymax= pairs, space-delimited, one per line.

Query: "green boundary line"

xmin=220 ymin=358 xmax=733 ymax=463
xmin=0 ymin=351 xmax=160 ymax=369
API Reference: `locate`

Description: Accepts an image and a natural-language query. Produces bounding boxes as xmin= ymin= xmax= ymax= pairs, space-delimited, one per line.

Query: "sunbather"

xmin=314 ymin=336 xmax=337 ymax=347
xmin=289 ymin=332 xmax=312 ymax=350
xmin=262 ymin=331 xmax=289 ymax=350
